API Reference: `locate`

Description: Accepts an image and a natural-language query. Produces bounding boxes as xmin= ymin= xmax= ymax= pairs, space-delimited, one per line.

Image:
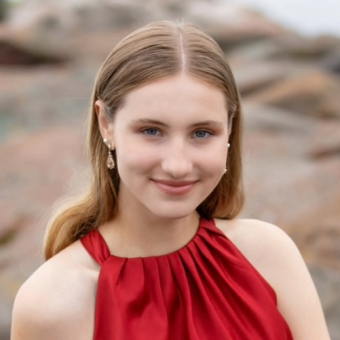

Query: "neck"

xmin=100 ymin=208 xmax=200 ymax=258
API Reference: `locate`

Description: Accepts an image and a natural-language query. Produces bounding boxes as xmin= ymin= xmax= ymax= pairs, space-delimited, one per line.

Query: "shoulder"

xmin=215 ymin=218 xmax=299 ymax=278
xmin=215 ymin=218 xmax=330 ymax=340
xmin=214 ymin=217 xmax=290 ymax=254
xmin=214 ymin=218 xmax=307 ymax=296
xmin=11 ymin=240 xmax=99 ymax=340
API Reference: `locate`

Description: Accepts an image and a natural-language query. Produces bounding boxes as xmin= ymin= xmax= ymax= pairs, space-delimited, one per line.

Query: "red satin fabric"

xmin=81 ymin=218 xmax=293 ymax=340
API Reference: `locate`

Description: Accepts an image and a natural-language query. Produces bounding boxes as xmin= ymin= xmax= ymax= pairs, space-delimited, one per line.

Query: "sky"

xmin=233 ymin=0 xmax=340 ymax=37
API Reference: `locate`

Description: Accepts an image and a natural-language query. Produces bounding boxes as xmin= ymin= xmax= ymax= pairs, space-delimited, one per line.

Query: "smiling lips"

xmin=152 ymin=179 xmax=197 ymax=195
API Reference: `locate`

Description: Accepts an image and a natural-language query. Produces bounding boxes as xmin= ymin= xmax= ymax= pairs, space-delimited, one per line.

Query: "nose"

xmin=161 ymin=142 xmax=193 ymax=179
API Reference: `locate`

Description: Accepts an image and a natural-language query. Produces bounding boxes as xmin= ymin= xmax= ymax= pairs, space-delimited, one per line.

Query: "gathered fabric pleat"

xmin=81 ymin=218 xmax=293 ymax=340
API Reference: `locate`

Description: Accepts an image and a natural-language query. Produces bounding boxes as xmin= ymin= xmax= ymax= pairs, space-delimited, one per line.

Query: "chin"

xmin=147 ymin=203 xmax=198 ymax=220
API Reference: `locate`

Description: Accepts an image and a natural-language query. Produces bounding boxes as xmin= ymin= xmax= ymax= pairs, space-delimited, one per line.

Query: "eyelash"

xmin=141 ymin=128 xmax=213 ymax=138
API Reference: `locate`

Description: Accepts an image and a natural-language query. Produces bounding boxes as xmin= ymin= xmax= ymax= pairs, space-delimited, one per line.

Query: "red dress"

xmin=81 ymin=218 xmax=293 ymax=340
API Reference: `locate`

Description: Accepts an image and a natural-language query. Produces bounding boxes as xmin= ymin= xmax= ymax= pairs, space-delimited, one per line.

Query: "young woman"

xmin=11 ymin=21 xmax=330 ymax=340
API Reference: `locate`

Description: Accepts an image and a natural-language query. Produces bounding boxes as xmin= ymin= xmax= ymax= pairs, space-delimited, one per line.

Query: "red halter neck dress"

xmin=81 ymin=218 xmax=293 ymax=340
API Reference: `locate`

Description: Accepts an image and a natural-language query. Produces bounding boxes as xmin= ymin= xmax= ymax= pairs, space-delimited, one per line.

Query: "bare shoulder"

xmin=11 ymin=240 xmax=99 ymax=340
xmin=215 ymin=218 xmax=298 ymax=275
xmin=215 ymin=218 xmax=330 ymax=340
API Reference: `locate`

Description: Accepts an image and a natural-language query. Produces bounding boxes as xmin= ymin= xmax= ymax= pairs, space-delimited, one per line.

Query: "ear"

xmin=95 ymin=100 xmax=114 ymax=145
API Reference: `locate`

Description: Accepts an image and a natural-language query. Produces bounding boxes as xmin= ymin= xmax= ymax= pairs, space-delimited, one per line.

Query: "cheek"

xmin=203 ymin=144 xmax=228 ymax=170
xmin=115 ymin=142 xmax=159 ymax=173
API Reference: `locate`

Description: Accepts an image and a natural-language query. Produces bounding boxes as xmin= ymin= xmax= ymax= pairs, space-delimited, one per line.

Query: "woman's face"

xmin=106 ymin=73 xmax=230 ymax=219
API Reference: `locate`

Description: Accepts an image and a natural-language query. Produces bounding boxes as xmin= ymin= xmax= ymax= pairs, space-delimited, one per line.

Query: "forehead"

xmin=115 ymin=74 xmax=228 ymax=123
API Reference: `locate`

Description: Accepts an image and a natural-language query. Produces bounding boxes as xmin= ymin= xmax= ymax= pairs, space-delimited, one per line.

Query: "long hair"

xmin=44 ymin=21 xmax=244 ymax=260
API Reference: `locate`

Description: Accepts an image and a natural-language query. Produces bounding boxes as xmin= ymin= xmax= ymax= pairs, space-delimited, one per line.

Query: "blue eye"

xmin=143 ymin=128 xmax=159 ymax=136
xmin=194 ymin=130 xmax=211 ymax=138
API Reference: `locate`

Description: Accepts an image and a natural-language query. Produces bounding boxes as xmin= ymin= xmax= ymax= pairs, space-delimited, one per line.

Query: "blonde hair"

xmin=44 ymin=21 xmax=244 ymax=260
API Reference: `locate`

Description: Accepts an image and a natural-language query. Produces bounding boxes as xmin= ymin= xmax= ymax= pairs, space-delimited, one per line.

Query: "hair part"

xmin=43 ymin=20 xmax=244 ymax=260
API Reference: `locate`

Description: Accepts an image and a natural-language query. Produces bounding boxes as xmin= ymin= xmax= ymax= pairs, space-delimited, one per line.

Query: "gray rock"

xmin=309 ymin=265 xmax=340 ymax=340
xmin=306 ymin=121 xmax=340 ymax=160
xmin=319 ymin=48 xmax=340 ymax=75
xmin=242 ymin=102 xmax=315 ymax=133
xmin=233 ymin=60 xmax=294 ymax=96
xmin=246 ymin=70 xmax=340 ymax=119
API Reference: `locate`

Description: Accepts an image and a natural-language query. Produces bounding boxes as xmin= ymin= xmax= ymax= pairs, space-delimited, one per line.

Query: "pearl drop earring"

xmin=103 ymin=138 xmax=115 ymax=170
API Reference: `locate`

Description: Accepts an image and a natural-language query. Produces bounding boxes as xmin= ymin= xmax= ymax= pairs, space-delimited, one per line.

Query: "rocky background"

xmin=0 ymin=0 xmax=339 ymax=339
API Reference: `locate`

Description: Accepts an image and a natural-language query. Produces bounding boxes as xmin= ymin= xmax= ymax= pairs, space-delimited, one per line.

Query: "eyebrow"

xmin=131 ymin=118 xmax=224 ymax=128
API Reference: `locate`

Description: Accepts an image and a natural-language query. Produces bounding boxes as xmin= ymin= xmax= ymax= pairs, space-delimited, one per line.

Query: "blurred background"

xmin=0 ymin=0 xmax=339 ymax=339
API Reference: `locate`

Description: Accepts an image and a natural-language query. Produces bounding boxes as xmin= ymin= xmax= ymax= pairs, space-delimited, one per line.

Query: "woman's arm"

xmin=11 ymin=269 xmax=71 ymax=340
xmin=11 ymin=242 xmax=97 ymax=340
xmin=261 ymin=223 xmax=330 ymax=340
